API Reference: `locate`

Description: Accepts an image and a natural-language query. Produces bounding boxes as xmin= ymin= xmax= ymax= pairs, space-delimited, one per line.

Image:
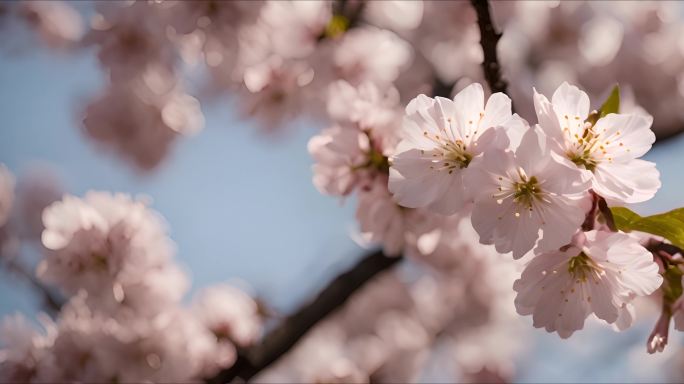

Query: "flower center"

xmin=567 ymin=252 xmax=603 ymax=282
xmin=441 ymin=140 xmax=472 ymax=170
xmin=513 ymin=175 xmax=541 ymax=207
xmin=564 ymin=121 xmax=611 ymax=172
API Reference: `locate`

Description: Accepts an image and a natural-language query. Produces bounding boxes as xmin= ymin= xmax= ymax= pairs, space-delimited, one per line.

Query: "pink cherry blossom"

xmin=82 ymin=72 xmax=203 ymax=170
xmin=389 ymin=83 xmax=518 ymax=215
xmin=308 ymin=125 xmax=372 ymax=197
xmin=161 ymin=0 xmax=261 ymax=37
xmin=356 ymin=177 xmax=441 ymax=257
xmin=468 ymin=125 xmax=591 ymax=259
xmin=85 ymin=1 xmax=177 ymax=80
xmin=0 ymin=313 xmax=54 ymax=383
xmin=258 ymin=0 xmax=331 ymax=59
xmin=18 ymin=1 xmax=83 ymax=49
xmin=514 ymin=230 xmax=662 ymax=338
xmin=193 ymin=284 xmax=263 ymax=348
xmin=334 ymin=26 xmax=412 ymax=88
xmin=534 ymin=82 xmax=661 ymax=204
xmin=363 ymin=1 xmax=424 ymax=32
xmin=409 ymin=1 xmax=481 ymax=85
xmin=36 ymin=296 xmax=223 ymax=383
xmin=241 ymin=56 xmax=315 ymax=131
xmin=326 ymin=80 xmax=400 ymax=134
xmin=38 ymin=191 xmax=178 ymax=312
xmin=646 ymin=311 xmax=671 ymax=354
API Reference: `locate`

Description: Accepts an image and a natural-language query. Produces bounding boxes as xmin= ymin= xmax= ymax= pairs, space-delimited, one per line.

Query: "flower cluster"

xmin=495 ymin=1 xmax=684 ymax=137
xmin=4 ymin=0 xmax=684 ymax=380
xmin=386 ymin=82 xmax=663 ymax=338
xmin=0 ymin=191 xmax=263 ymax=382
xmin=6 ymin=1 xmax=683 ymax=171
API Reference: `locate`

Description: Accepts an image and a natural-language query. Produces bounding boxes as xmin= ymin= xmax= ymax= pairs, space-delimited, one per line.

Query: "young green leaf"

xmin=599 ymin=84 xmax=620 ymax=117
xmin=611 ymin=206 xmax=684 ymax=250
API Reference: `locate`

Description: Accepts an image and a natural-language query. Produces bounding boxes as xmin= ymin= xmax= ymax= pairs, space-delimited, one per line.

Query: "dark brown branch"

xmin=647 ymin=240 xmax=684 ymax=262
xmin=581 ymin=191 xmax=600 ymax=231
xmin=431 ymin=77 xmax=456 ymax=99
xmin=596 ymin=196 xmax=618 ymax=232
xmin=654 ymin=127 xmax=684 ymax=146
xmin=470 ymin=0 xmax=508 ymax=95
xmin=206 ymin=250 xmax=402 ymax=384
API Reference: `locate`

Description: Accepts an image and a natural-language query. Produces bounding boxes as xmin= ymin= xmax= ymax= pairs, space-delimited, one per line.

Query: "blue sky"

xmin=1 ymin=45 xmax=683 ymax=382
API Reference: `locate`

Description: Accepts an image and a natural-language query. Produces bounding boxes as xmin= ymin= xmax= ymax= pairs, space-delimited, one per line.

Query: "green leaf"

xmin=663 ymin=265 xmax=684 ymax=305
xmin=599 ymin=84 xmax=620 ymax=117
xmin=611 ymin=206 xmax=684 ymax=249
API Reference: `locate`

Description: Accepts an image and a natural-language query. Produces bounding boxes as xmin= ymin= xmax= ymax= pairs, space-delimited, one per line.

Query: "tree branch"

xmin=470 ymin=0 xmax=508 ymax=95
xmin=206 ymin=250 xmax=402 ymax=384
xmin=431 ymin=77 xmax=456 ymax=99
xmin=597 ymin=195 xmax=618 ymax=232
xmin=3 ymin=258 xmax=64 ymax=316
xmin=654 ymin=127 xmax=684 ymax=146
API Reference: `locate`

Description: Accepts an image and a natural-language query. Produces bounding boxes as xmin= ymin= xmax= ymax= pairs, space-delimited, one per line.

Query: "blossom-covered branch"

xmin=206 ymin=250 xmax=402 ymax=383
xmin=3 ymin=1 xmax=684 ymax=382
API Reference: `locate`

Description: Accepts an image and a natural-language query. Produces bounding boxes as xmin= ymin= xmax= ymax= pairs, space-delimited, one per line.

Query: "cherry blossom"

xmin=514 ymin=230 xmax=662 ymax=338
xmin=495 ymin=1 xmax=684 ymax=137
xmin=389 ymin=83 xmax=518 ymax=215
xmin=308 ymin=125 xmax=373 ymax=197
xmin=30 ymin=296 xmax=223 ymax=383
xmin=326 ymin=80 xmax=400 ymax=134
xmin=85 ymin=1 xmax=177 ymax=80
xmin=647 ymin=311 xmax=671 ymax=354
xmin=0 ymin=313 xmax=54 ymax=382
xmin=410 ymin=1 xmax=482 ymax=85
xmin=0 ymin=186 xmax=266 ymax=383
xmin=363 ymin=1 xmax=424 ymax=32
xmin=161 ymin=0 xmax=261 ymax=37
xmin=193 ymin=284 xmax=263 ymax=348
xmin=38 ymin=191 xmax=178 ymax=312
xmin=310 ymin=80 xmax=403 ymax=197
xmin=241 ymin=56 xmax=315 ymax=131
xmin=18 ymin=1 xmax=83 ymax=49
xmin=356 ymin=177 xmax=441 ymax=257
xmin=334 ymin=26 xmax=412 ymax=88
xmin=82 ymin=72 xmax=203 ymax=170
xmin=468 ymin=125 xmax=591 ymax=259
xmin=534 ymin=82 xmax=661 ymax=204
xmin=3 ymin=0 xmax=684 ymax=379
xmin=258 ymin=0 xmax=331 ymax=59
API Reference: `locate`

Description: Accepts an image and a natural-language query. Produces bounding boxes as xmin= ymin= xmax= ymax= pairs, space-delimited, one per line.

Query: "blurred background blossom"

xmin=1 ymin=1 xmax=684 ymax=382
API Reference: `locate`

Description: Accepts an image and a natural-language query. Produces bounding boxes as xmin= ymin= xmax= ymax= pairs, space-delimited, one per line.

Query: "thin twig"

xmin=654 ymin=127 xmax=684 ymax=146
xmin=581 ymin=192 xmax=600 ymax=231
xmin=3 ymin=259 xmax=64 ymax=316
xmin=431 ymin=77 xmax=456 ymax=98
xmin=206 ymin=250 xmax=402 ymax=384
xmin=470 ymin=0 xmax=508 ymax=95
xmin=647 ymin=239 xmax=684 ymax=262
xmin=597 ymin=196 xmax=618 ymax=232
